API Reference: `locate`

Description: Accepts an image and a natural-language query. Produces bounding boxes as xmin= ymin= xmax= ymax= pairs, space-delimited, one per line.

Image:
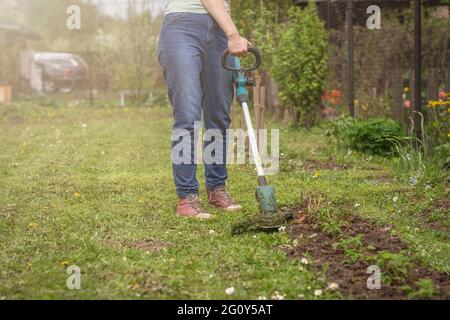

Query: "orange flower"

xmin=331 ymin=89 xmax=341 ymax=98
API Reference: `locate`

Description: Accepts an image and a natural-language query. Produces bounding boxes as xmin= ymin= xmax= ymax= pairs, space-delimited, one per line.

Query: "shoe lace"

xmin=186 ymin=194 xmax=203 ymax=212
xmin=213 ymin=187 xmax=236 ymax=205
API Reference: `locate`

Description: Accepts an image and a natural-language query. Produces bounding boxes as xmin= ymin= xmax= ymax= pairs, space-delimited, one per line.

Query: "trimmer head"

xmin=255 ymin=186 xmax=285 ymax=229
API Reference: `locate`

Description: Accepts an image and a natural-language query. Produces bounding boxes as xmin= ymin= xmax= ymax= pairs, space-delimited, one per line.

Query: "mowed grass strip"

xmin=0 ymin=102 xmax=448 ymax=299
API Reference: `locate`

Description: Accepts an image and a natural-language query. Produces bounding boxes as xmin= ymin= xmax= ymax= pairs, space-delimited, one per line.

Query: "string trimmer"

xmin=222 ymin=47 xmax=286 ymax=231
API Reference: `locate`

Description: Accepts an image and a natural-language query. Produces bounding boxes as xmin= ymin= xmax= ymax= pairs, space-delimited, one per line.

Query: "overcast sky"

xmin=91 ymin=0 xmax=168 ymax=18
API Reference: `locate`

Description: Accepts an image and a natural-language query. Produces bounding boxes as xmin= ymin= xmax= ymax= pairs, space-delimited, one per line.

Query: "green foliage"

xmin=314 ymin=207 xmax=347 ymax=237
xmin=434 ymin=143 xmax=450 ymax=169
xmin=232 ymin=0 xmax=293 ymax=33
xmin=328 ymin=117 xmax=403 ymax=156
xmin=426 ymin=93 xmax=450 ymax=163
xmin=240 ymin=4 xmax=277 ymax=72
xmin=401 ymin=279 xmax=438 ymax=299
xmin=239 ymin=3 xmax=328 ymax=127
xmin=271 ymin=4 xmax=328 ymax=127
xmin=389 ymin=114 xmax=447 ymax=183
xmin=333 ymin=235 xmax=365 ymax=264
xmin=326 ymin=115 xmax=356 ymax=151
xmin=367 ymin=251 xmax=413 ymax=285
xmin=321 ymin=221 xmax=342 ymax=237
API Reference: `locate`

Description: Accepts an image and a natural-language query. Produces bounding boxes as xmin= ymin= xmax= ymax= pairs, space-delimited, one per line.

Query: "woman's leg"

xmin=201 ymin=20 xmax=234 ymax=192
xmin=158 ymin=13 xmax=208 ymax=199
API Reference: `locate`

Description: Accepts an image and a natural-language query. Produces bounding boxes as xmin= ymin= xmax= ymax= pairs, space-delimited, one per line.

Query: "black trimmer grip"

xmin=221 ymin=47 xmax=261 ymax=72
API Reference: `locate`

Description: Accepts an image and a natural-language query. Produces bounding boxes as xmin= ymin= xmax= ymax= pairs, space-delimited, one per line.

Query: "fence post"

xmin=120 ymin=91 xmax=126 ymax=108
xmin=86 ymin=45 xmax=94 ymax=107
xmin=346 ymin=0 xmax=355 ymax=118
xmin=413 ymin=0 xmax=422 ymax=145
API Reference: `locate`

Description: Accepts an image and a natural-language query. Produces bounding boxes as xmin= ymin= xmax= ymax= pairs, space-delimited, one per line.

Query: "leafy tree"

xmin=232 ymin=0 xmax=293 ymax=33
xmin=95 ymin=1 xmax=162 ymax=101
xmin=240 ymin=2 xmax=276 ymax=72
xmin=271 ymin=4 xmax=328 ymax=127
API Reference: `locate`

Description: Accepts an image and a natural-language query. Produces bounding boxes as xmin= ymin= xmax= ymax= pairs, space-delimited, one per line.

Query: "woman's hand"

xmin=200 ymin=0 xmax=250 ymax=56
xmin=227 ymin=32 xmax=251 ymax=56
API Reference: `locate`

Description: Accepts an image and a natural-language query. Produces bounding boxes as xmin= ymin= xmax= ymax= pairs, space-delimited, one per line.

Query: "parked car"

xmin=33 ymin=52 xmax=88 ymax=93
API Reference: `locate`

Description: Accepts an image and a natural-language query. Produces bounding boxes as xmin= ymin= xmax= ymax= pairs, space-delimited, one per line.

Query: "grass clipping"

xmin=230 ymin=211 xmax=290 ymax=235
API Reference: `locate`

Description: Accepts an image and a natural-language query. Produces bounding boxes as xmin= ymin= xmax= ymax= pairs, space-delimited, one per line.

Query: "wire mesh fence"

xmin=306 ymin=0 xmax=450 ymax=129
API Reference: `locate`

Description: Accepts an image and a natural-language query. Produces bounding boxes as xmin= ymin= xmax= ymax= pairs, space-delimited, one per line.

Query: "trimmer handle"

xmin=221 ymin=47 xmax=261 ymax=72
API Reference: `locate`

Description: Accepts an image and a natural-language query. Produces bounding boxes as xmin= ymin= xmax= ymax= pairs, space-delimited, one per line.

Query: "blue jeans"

xmin=157 ymin=13 xmax=234 ymax=199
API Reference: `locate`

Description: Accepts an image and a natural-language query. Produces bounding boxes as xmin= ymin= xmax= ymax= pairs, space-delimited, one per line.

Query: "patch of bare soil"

xmin=105 ymin=238 xmax=170 ymax=252
xmin=283 ymin=206 xmax=450 ymax=299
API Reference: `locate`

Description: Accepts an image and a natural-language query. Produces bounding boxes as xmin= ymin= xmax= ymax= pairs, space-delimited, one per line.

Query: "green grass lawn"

xmin=0 ymin=101 xmax=448 ymax=299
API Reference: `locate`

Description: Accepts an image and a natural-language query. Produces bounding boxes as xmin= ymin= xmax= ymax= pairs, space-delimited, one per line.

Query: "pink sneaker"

xmin=208 ymin=187 xmax=242 ymax=212
xmin=177 ymin=194 xmax=212 ymax=219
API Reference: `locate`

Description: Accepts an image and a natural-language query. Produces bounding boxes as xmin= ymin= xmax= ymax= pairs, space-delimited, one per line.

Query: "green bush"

xmin=271 ymin=3 xmax=328 ymax=127
xmin=434 ymin=142 xmax=450 ymax=169
xmin=388 ymin=114 xmax=448 ymax=182
xmin=326 ymin=115 xmax=356 ymax=151
xmin=329 ymin=117 xmax=403 ymax=156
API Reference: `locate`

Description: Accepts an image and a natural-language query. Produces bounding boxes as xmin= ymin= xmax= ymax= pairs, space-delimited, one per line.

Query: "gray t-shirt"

xmin=164 ymin=0 xmax=230 ymax=15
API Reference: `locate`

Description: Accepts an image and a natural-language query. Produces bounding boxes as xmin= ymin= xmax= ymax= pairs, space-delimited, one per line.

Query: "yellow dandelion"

xmin=61 ymin=260 xmax=70 ymax=267
xmin=313 ymin=171 xmax=321 ymax=178
xmin=73 ymin=192 xmax=81 ymax=198
xmin=28 ymin=222 xmax=38 ymax=229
